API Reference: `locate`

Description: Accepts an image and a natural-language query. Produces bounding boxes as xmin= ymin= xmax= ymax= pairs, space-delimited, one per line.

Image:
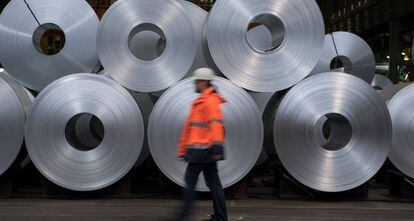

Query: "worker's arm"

xmin=206 ymin=97 xmax=225 ymax=155
xmin=178 ymin=116 xmax=191 ymax=158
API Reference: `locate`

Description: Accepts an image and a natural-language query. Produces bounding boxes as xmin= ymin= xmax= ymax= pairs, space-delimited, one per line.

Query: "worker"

xmin=177 ymin=67 xmax=228 ymax=221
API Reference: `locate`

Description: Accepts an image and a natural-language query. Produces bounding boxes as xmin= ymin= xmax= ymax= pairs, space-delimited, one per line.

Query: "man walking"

xmin=177 ymin=67 xmax=228 ymax=221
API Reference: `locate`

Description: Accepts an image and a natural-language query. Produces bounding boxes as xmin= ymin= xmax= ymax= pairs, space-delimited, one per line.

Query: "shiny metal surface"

xmin=310 ymin=32 xmax=376 ymax=83
xmin=99 ymin=70 xmax=154 ymax=166
xmin=148 ymin=77 xmax=263 ymax=191
xmin=248 ymin=91 xmax=275 ymax=164
xmin=274 ymin=72 xmax=391 ymax=192
xmin=246 ymin=25 xmax=273 ymax=53
xmin=249 ymin=92 xmax=275 ymax=116
xmin=0 ymin=73 xmax=33 ymax=117
xmin=129 ymin=90 xmax=154 ymax=166
xmin=203 ymin=0 xmax=325 ymax=92
xmin=98 ymin=0 xmax=197 ymax=93
xmin=371 ymin=74 xmax=393 ymax=91
xmin=0 ymin=72 xmax=35 ymax=169
xmin=0 ymin=0 xmax=99 ymax=91
xmin=0 ymin=77 xmax=26 ymax=175
xmin=25 ymin=74 xmax=144 ymax=191
xmin=387 ymin=84 xmax=414 ymax=178
xmin=380 ymin=83 xmax=410 ymax=105
xmin=178 ymin=0 xmax=208 ymax=77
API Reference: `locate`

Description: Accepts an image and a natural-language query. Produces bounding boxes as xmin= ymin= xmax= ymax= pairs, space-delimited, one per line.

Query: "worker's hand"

xmin=211 ymin=144 xmax=224 ymax=161
xmin=212 ymin=154 xmax=223 ymax=160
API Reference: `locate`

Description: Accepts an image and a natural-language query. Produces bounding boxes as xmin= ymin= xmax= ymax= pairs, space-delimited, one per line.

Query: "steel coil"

xmin=371 ymin=74 xmax=393 ymax=91
xmin=1 ymin=72 xmax=35 ymax=169
xmin=274 ymin=72 xmax=391 ymax=192
xmin=99 ymin=70 xmax=154 ymax=165
xmin=388 ymin=84 xmax=414 ymax=178
xmin=380 ymin=83 xmax=410 ymax=104
xmin=148 ymin=77 xmax=263 ymax=191
xmin=203 ymin=0 xmax=325 ymax=92
xmin=310 ymin=32 xmax=376 ymax=83
xmin=117 ymin=0 xmax=207 ymax=79
xmin=249 ymin=91 xmax=275 ymax=164
xmin=0 ymin=76 xmax=27 ymax=175
xmin=0 ymin=73 xmax=33 ymax=117
xmin=178 ymin=0 xmax=208 ymax=77
xmin=97 ymin=0 xmax=197 ymax=93
xmin=0 ymin=0 xmax=99 ymax=91
xmin=25 ymin=74 xmax=144 ymax=191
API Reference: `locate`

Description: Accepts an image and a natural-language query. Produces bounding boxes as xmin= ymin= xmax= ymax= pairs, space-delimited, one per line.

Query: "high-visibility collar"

xmin=200 ymin=87 xmax=215 ymax=99
xmin=194 ymin=87 xmax=215 ymax=104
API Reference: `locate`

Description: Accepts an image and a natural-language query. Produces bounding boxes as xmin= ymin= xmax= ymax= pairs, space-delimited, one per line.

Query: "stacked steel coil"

xmin=148 ymin=77 xmax=263 ymax=191
xmin=97 ymin=0 xmax=197 ymax=93
xmin=203 ymin=0 xmax=325 ymax=92
xmin=309 ymin=32 xmax=376 ymax=83
xmin=0 ymin=74 xmax=31 ymax=176
xmin=371 ymin=74 xmax=393 ymax=91
xmin=25 ymin=74 xmax=145 ymax=191
xmin=386 ymin=84 xmax=414 ymax=178
xmin=0 ymin=0 xmax=99 ymax=91
xmin=273 ymin=73 xmax=391 ymax=192
xmin=98 ymin=70 xmax=154 ymax=166
xmin=0 ymin=0 xmax=405 ymax=194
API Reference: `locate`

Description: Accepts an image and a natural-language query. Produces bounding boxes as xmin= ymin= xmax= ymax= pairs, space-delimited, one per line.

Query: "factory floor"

xmin=0 ymin=199 xmax=413 ymax=221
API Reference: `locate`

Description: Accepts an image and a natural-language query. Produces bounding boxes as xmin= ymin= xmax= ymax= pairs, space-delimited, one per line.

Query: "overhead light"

xmin=0 ymin=68 xmax=4 ymax=73
xmin=386 ymin=56 xmax=390 ymax=59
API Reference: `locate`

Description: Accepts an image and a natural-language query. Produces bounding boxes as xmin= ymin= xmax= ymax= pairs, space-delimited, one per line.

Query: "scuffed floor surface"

xmin=0 ymin=199 xmax=413 ymax=221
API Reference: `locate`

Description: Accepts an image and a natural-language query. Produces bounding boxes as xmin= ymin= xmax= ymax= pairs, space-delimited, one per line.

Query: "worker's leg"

xmin=203 ymin=162 xmax=228 ymax=221
xmin=178 ymin=163 xmax=203 ymax=221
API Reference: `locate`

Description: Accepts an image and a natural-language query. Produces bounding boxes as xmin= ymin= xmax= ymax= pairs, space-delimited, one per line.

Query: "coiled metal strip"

xmin=204 ymin=0 xmax=325 ymax=92
xmin=274 ymin=72 xmax=391 ymax=192
xmin=0 ymin=0 xmax=99 ymax=91
xmin=25 ymin=74 xmax=144 ymax=191
xmin=149 ymin=77 xmax=263 ymax=191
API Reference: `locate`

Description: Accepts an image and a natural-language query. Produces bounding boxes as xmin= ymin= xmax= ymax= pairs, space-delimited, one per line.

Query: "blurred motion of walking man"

xmin=177 ymin=68 xmax=228 ymax=221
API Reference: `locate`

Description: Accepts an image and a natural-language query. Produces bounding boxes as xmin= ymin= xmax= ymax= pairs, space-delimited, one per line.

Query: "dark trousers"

xmin=178 ymin=162 xmax=228 ymax=221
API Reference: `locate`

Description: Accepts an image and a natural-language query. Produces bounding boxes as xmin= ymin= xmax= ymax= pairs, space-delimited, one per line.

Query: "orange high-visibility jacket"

xmin=178 ymin=87 xmax=226 ymax=161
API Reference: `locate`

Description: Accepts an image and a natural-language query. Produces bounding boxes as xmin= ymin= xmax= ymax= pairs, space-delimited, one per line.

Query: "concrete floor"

xmin=0 ymin=199 xmax=413 ymax=221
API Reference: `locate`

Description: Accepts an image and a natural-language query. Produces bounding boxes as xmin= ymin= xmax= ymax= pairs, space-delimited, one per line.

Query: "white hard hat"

xmin=193 ymin=67 xmax=216 ymax=81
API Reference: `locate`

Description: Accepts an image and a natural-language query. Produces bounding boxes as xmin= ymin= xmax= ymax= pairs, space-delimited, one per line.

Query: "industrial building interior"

xmin=0 ymin=0 xmax=414 ymax=220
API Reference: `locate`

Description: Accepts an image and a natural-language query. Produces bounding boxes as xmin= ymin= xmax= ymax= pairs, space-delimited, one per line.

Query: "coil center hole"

xmin=32 ymin=23 xmax=66 ymax=56
xmin=246 ymin=13 xmax=286 ymax=53
xmin=65 ymin=113 xmax=105 ymax=152
xmin=320 ymin=113 xmax=352 ymax=151
xmin=330 ymin=56 xmax=352 ymax=73
xmin=128 ymin=23 xmax=166 ymax=61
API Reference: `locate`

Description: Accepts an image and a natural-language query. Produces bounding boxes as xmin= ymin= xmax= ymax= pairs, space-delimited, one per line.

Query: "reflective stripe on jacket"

xmin=178 ymin=87 xmax=226 ymax=161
